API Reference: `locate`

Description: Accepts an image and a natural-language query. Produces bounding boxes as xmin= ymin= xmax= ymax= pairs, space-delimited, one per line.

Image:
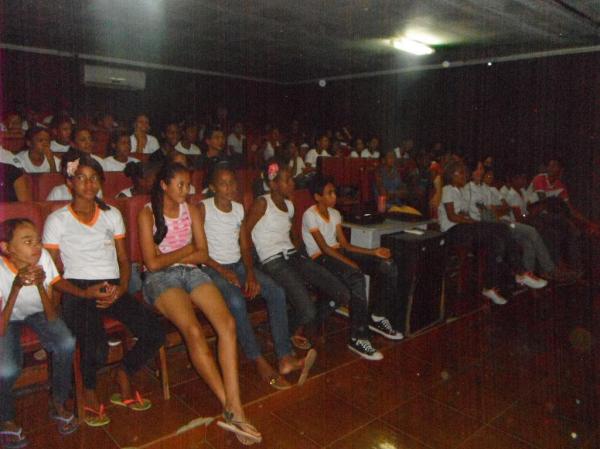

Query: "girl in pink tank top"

xmin=137 ymin=162 xmax=261 ymax=444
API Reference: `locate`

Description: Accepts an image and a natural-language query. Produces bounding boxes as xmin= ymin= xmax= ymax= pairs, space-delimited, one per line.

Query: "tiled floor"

xmin=13 ymin=283 xmax=599 ymax=448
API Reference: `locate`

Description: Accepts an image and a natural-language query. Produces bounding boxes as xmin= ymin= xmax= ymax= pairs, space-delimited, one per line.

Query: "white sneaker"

xmin=482 ymin=288 xmax=507 ymax=305
xmin=515 ymin=272 xmax=548 ymax=289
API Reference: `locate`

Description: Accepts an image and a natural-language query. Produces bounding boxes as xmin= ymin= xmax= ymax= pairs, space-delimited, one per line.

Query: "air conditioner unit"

xmin=83 ymin=64 xmax=146 ymax=90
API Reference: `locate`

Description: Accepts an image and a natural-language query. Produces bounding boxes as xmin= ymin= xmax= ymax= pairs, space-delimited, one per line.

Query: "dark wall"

xmin=1 ymin=49 xmax=288 ymax=129
xmin=287 ymin=53 xmax=600 ymax=216
xmin=3 ymin=49 xmax=599 ymax=216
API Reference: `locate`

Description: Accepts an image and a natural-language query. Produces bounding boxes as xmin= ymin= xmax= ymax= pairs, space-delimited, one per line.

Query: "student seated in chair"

xmin=0 ymin=218 xmax=78 ymax=448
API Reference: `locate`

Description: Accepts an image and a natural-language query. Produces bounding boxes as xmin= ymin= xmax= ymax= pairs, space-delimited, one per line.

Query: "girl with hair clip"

xmin=246 ymin=158 xmax=353 ymax=351
xmin=137 ymin=163 xmax=262 ymax=445
xmin=46 ymin=148 xmax=105 ymax=201
xmin=43 ymin=154 xmax=165 ymax=427
xmin=201 ymin=164 xmax=316 ymax=390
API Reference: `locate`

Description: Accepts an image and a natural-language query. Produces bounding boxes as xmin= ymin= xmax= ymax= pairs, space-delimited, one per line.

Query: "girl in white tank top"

xmin=246 ymin=159 xmax=347 ymax=351
xmin=201 ymin=166 xmax=314 ymax=389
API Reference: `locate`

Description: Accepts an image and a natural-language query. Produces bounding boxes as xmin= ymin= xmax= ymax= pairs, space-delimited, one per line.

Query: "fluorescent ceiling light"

xmin=391 ymin=38 xmax=435 ymax=55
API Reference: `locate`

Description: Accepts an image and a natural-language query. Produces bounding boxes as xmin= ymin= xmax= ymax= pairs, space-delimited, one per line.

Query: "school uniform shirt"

xmin=130 ymin=134 xmax=160 ymax=154
xmin=0 ymin=163 xmax=24 ymax=202
xmin=393 ymin=148 xmax=411 ymax=160
xmin=227 ymin=133 xmax=245 ymax=155
xmin=528 ymin=173 xmax=569 ymax=201
xmin=349 ymin=151 xmax=359 ymax=158
xmin=289 ymin=156 xmax=306 ymax=177
xmin=263 ymin=141 xmax=277 ymax=160
xmin=302 ymin=205 xmax=342 ymax=258
xmin=201 ymin=197 xmax=244 ymax=265
xmin=50 ymin=140 xmax=71 ymax=153
xmin=0 ymin=249 xmax=61 ymax=321
xmin=462 ymin=182 xmax=485 ymax=221
xmin=16 ymin=150 xmax=61 ymax=173
xmin=103 ymin=156 xmax=140 ymax=172
xmin=251 ymin=195 xmax=295 ymax=263
xmin=304 ymin=149 xmax=331 ymax=167
xmin=116 ymin=187 xmax=133 ymax=198
xmin=501 ymin=186 xmax=529 ymax=216
xmin=175 ymin=141 xmax=201 ymax=155
xmin=0 ymin=147 xmax=23 ymax=168
xmin=43 ymin=204 xmax=125 ymax=280
xmin=438 ymin=185 xmax=469 ymax=232
xmin=46 ymin=184 xmax=104 ymax=201
xmin=360 ymin=149 xmax=380 ymax=159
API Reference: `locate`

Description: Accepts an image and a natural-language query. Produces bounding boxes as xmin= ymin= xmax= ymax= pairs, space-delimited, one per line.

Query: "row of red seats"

xmin=320 ymin=157 xmax=379 ymax=203
xmin=0 ymin=187 xmax=314 ymax=265
xmin=22 ymin=168 xmax=260 ymax=201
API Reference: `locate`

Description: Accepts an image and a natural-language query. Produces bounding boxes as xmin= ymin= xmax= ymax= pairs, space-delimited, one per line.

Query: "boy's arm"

xmin=0 ymin=280 xmax=22 ymax=336
xmin=311 ymin=228 xmax=358 ymax=269
xmin=335 ymin=224 xmax=385 ymax=257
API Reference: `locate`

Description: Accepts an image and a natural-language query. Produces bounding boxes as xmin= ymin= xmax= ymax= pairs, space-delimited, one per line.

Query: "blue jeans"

xmin=0 ymin=314 xmax=76 ymax=421
xmin=261 ymin=253 xmax=350 ymax=336
xmin=203 ymin=261 xmax=293 ymax=360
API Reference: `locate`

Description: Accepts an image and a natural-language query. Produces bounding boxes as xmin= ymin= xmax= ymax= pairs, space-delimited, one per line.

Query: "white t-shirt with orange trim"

xmin=302 ymin=205 xmax=341 ymax=258
xmin=43 ymin=204 xmax=126 ymax=280
xmin=0 ymin=249 xmax=60 ymax=321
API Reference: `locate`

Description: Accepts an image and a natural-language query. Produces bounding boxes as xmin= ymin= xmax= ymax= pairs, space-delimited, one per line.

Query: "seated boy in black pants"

xmin=301 ymin=176 xmax=403 ymax=361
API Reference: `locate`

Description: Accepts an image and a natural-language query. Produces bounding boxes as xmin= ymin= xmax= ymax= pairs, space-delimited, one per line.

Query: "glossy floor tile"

xmin=15 ymin=286 xmax=598 ymax=448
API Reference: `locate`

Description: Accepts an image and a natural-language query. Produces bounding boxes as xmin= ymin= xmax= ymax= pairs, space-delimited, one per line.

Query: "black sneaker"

xmin=347 ymin=338 xmax=383 ymax=361
xmin=369 ymin=317 xmax=404 ymax=340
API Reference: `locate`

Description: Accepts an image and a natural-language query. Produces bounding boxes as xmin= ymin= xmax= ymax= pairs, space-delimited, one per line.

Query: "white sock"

xmin=371 ymin=314 xmax=385 ymax=322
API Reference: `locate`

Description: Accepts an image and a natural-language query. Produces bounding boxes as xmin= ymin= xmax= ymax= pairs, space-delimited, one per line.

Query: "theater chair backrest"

xmin=0 ymin=202 xmax=44 ymax=231
xmin=291 ymin=189 xmax=314 ymax=238
xmin=102 ymin=172 xmax=132 ymax=199
xmin=32 ymin=173 xmax=64 ymax=201
xmin=191 ymin=170 xmax=205 ymax=192
xmin=321 ymin=157 xmax=346 ymax=186
xmin=121 ymin=195 xmax=151 ymax=264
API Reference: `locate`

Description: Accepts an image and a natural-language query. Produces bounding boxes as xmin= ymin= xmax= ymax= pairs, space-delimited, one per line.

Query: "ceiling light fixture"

xmin=391 ymin=38 xmax=435 ymax=56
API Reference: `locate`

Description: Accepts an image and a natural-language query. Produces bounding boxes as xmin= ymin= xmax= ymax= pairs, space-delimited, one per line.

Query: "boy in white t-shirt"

xmin=103 ymin=130 xmax=139 ymax=172
xmin=0 ymin=219 xmax=78 ymax=446
xmin=304 ymin=133 xmax=331 ymax=170
xmin=302 ymin=176 xmax=403 ymax=361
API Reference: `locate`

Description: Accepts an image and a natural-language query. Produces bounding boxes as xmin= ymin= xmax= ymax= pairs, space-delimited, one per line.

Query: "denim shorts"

xmin=143 ymin=265 xmax=212 ymax=305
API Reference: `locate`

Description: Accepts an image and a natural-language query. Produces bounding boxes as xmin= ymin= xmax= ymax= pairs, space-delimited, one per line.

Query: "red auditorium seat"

xmin=191 ymin=169 xmax=204 ymax=193
xmin=32 ymin=173 xmax=64 ymax=201
xmin=102 ymin=172 xmax=132 ymax=199
xmin=121 ymin=195 xmax=150 ymax=263
xmin=321 ymin=157 xmax=346 ymax=186
xmin=291 ymin=189 xmax=314 ymax=237
xmin=0 ymin=201 xmax=44 ymax=230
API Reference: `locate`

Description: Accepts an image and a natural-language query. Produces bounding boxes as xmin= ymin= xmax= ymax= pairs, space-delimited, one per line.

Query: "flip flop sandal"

xmin=110 ymin=391 xmax=152 ymax=411
xmin=268 ymin=375 xmax=292 ymax=390
xmin=83 ymin=405 xmax=110 ymax=427
xmin=0 ymin=428 xmax=29 ymax=449
xmin=290 ymin=335 xmax=312 ymax=350
xmin=217 ymin=411 xmax=262 ymax=446
xmin=297 ymin=348 xmax=317 ymax=386
xmin=49 ymin=411 xmax=79 ymax=436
